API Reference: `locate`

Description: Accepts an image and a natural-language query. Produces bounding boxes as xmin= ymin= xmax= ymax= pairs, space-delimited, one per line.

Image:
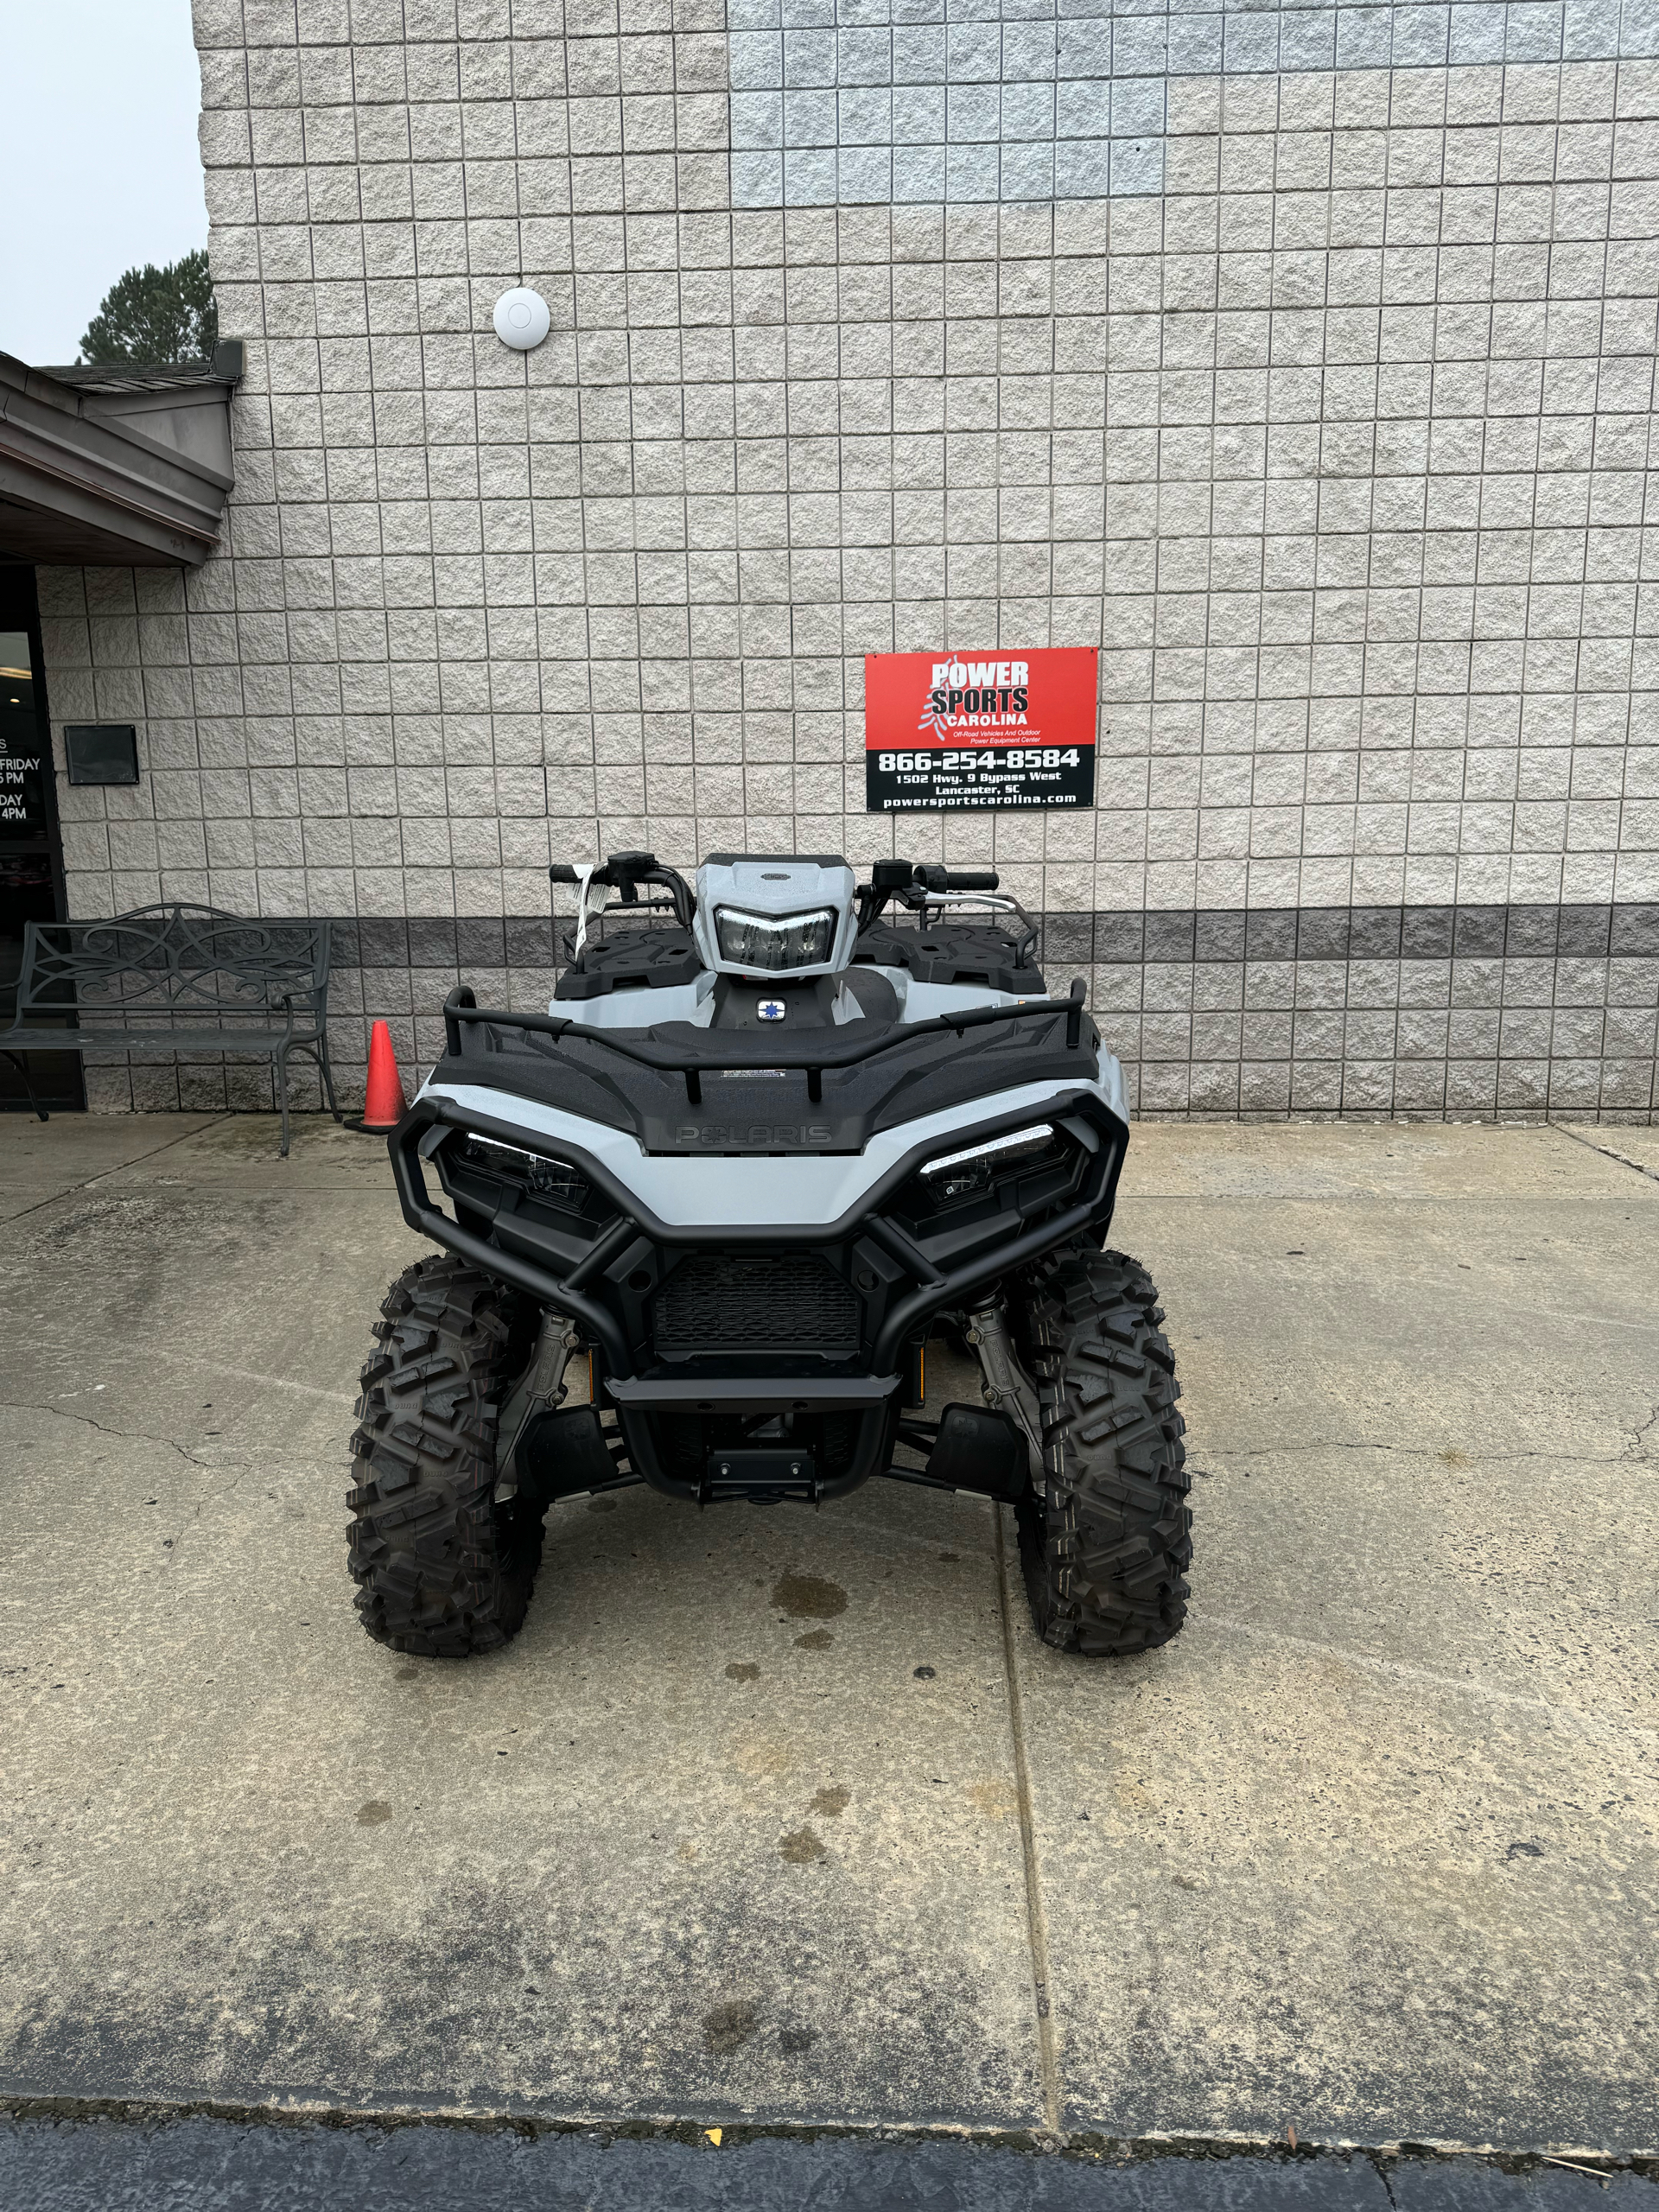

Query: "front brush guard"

xmin=387 ymin=1088 xmax=1126 ymax=1503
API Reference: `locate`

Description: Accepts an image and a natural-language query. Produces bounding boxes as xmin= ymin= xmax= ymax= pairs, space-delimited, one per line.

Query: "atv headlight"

xmin=715 ymin=905 xmax=836 ymax=972
xmin=450 ymin=1132 xmax=589 ymax=1207
xmin=918 ymin=1122 xmax=1065 ymax=1203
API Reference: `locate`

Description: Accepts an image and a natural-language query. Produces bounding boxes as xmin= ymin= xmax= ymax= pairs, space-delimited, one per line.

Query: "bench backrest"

xmin=15 ymin=905 xmax=331 ymax=1027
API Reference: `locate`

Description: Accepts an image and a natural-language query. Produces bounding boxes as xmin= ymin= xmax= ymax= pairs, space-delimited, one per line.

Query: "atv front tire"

xmin=347 ymin=1255 xmax=543 ymax=1656
xmin=1015 ymin=1245 xmax=1191 ymax=1655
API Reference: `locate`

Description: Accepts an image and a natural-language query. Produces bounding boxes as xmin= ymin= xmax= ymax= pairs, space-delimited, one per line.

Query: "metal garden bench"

xmin=0 ymin=903 xmax=340 ymax=1156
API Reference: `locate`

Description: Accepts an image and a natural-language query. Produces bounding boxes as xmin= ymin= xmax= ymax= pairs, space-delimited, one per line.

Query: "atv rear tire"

xmin=347 ymin=1255 xmax=543 ymax=1656
xmin=1014 ymin=1245 xmax=1190 ymax=1656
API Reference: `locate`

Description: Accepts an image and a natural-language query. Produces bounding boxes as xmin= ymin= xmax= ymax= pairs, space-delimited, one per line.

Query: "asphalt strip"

xmin=0 ymin=2118 xmax=1654 ymax=2212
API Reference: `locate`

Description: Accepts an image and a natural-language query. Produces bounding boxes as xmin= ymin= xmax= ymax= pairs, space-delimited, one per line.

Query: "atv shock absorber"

xmin=965 ymin=1302 xmax=1045 ymax=1483
xmin=495 ymin=1310 xmax=582 ymax=1502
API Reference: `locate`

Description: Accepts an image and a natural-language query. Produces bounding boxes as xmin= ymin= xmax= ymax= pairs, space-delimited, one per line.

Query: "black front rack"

xmin=442 ymin=977 xmax=1092 ymax=1107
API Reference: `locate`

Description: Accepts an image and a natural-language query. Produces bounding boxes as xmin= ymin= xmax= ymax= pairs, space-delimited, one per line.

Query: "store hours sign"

xmin=864 ymin=647 xmax=1097 ymax=811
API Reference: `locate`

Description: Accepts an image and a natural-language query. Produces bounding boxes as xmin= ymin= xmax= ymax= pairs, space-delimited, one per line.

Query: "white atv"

xmin=349 ymin=854 xmax=1189 ymax=1656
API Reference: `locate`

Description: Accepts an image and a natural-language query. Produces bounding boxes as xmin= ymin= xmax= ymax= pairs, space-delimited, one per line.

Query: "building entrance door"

xmin=0 ymin=565 xmax=81 ymax=1110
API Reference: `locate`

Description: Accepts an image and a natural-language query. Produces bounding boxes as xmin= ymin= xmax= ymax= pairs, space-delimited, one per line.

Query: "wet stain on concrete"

xmin=355 ymin=1802 xmax=391 ymax=1827
xmin=731 ymin=1736 xmax=794 ymax=1777
xmin=779 ymin=2026 xmax=817 ymax=2054
xmin=30 ymin=1196 xmax=279 ymax=1268
xmin=794 ymin=1630 xmax=834 ymax=1649
xmin=913 ymin=1666 xmax=937 ymax=1681
xmin=192 ymin=1117 xmax=365 ymax=1160
xmin=724 ymin=1662 xmax=760 ymax=1681
xmin=0 ymin=1851 xmax=1037 ymax=2126
xmin=811 ymin=1785 xmax=851 ymax=1818
xmin=967 ymin=1781 xmax=1016 ymax=1821
xmin=393 ymin=1667 xmax=419 ymax=1681
xmin=771 ymin=1573 xmax=846 ymax=1620
xmin=701 ymin=1998 xmax=758 ymax=2054
xmin=779 ymin=1827 xmax=827 ymax=1864
xmin=587 ymin=1497 xmax=618 ymax=1513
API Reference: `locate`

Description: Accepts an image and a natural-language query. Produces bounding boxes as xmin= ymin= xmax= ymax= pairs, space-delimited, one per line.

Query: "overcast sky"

xmin=1 ymin=1 xmax=208 ymax=366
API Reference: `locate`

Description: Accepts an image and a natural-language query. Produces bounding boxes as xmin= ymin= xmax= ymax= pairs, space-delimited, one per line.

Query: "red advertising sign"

xmin=864 ymin=646 xmax=1097 ymax=811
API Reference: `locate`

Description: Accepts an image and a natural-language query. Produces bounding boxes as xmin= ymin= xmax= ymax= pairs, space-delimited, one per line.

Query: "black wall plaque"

xmin=64 ymin=724 xmax=140 ymax=786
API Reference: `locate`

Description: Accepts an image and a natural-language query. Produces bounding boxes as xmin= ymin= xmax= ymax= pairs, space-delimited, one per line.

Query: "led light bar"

xmin=714 ymin=904 xmax=836 ymax=972
xmin=920 ymin=1123 xmax=1057 ymax=1182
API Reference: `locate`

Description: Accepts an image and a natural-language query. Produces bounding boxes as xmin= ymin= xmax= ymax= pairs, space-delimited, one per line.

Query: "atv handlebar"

xmin=550 ymin=852 xmax=696 ymax=932
xmin=553 ymin=852 xmax=1027 ymax=960
xmin=855 ymin=858 xmax=1031 ymax=941
xmin=551 ymin=851 xmax=1039 ymax=972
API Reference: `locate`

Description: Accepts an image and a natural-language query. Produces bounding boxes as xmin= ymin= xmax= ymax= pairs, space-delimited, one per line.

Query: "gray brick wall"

xmin=31 ymin=0 xmax=1659 ymax=1119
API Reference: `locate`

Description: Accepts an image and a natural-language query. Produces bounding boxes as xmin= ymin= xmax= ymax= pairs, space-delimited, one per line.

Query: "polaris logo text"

xmin=675 ymin=1123 xmax=833 ymax=1147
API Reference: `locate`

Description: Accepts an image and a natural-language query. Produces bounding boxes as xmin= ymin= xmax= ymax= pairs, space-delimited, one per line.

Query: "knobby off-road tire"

xmin=1014 ymin=1243 xmax=1191 ymax=1656
xmin=348 ymin=1255 xmax=543 ymax=1656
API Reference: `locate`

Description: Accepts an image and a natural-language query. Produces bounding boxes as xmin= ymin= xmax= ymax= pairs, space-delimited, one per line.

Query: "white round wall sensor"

xmin=493 ymin=287 xmax=550 ymax=351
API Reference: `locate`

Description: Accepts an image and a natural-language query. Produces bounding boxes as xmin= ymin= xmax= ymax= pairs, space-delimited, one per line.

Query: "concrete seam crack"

xmin=1203 ymin=1612 xmax=1659 ymax=1747
xmin=1548 ymin=1120 xmax=1659 ymax=1187
xmin=994 ymin=1502 xmax=1063 ymax=2139
xmin=3 ymin=1115 xmax=232 ymax=1224
xmin=0 ymin=1397 xmax=211 ymax=1471
xmin=151 ymin=1346 xmax=356 ymax=1404
xmin=8 ymin=2097 xmax=1652 ymax=2166
xmin=1215 ymin=1440 xmax=1649 ymax=1468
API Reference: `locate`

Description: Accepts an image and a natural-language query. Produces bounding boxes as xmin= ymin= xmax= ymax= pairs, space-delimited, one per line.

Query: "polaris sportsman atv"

xmin=349 ymin=853 xmax=1189 ymax=1657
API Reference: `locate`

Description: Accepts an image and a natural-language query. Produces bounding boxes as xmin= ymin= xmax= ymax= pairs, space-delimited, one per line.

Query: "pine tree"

xmin=78 ymin=251 xmax=219 ymax=365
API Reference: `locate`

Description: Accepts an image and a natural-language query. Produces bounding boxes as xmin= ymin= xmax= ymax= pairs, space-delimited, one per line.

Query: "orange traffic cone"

xmin=358 ymin=1019 xmax=409 ymax=1130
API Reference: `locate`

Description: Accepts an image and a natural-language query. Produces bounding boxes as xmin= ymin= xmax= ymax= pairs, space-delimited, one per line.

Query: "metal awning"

xmin=0 ymin=342 xmax=241 ymax=567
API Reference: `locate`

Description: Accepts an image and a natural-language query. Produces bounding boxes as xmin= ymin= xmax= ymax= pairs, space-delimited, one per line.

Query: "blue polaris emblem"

xmin=757 ymin=998 xmax=786 ymax=1022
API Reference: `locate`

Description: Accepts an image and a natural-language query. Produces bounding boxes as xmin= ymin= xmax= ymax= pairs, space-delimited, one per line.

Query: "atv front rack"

xmin=441 ymin=977 xmax=1090 ymax=1106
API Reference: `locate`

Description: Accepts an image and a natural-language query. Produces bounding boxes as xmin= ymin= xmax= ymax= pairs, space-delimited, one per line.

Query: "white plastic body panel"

xmin=417 ymin=1058 xmax=1127 ymax=1230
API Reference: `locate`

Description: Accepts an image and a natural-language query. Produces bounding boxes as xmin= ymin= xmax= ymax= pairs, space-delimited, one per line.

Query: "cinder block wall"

xmin=37 ymin=0 xmax=1659 ymax=1118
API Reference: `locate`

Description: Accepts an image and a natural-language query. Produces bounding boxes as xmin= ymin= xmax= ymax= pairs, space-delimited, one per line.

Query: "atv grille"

xmin=652 ymin=1253 xmax=861 ymax=1360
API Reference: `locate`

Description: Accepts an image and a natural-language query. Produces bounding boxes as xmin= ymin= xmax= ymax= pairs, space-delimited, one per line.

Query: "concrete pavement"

xmin=0 ymin=1112 xmax=1654 ymax=2155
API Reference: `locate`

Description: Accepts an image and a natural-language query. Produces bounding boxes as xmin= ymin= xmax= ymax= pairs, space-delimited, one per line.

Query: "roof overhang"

xmin=0 ymin=344 xmax=240 ymax=568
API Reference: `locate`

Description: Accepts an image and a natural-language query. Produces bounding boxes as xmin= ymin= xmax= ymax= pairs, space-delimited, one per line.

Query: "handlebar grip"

xmin=912 ymin=864 xmax=999 ymax=893
xmin=549 ymin=863 xmax=580 ymax=884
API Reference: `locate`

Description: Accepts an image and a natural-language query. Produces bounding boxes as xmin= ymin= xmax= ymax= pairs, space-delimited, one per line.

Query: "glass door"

xmin=0 ymin=565 xmax=82 ymax=1110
